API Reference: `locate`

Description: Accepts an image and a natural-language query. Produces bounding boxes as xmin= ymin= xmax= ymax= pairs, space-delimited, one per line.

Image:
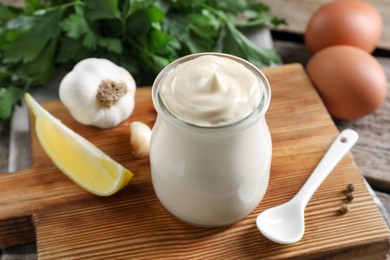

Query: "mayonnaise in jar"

xmin=160 ymin=55 xmax=261 ymax=126
xmin=150 ymin=53 xmax=272 ymax=227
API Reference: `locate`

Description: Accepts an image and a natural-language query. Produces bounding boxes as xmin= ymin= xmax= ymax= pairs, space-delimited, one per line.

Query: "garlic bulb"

xmin=59 ymin=58 xmax=136 ymax=129
xmin=129 ymin=121 xmax=152 ymax=158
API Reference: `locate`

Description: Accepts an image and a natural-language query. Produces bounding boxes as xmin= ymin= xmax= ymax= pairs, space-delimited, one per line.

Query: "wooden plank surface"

xmin=262 ymin=0 xmax=390 ymax=51
xmin=0 ymin=64 xmax=389 ymax=259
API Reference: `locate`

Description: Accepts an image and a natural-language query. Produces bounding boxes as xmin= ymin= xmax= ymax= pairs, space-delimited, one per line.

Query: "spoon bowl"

xmin=257 ymin=200 xmax=305 ymax=244
xmin=256 ymin=129 xmax=359 ymax=244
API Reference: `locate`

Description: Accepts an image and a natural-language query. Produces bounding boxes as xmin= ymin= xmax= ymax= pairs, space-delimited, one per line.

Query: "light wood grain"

xmin=0 ymin=64 xmax=388 ymax=259
xmin=262 ymin=0 xmax=390 ymax=51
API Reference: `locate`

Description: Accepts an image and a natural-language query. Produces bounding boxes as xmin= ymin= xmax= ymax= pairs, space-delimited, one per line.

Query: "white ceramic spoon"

xmin=256 ymin=129 xmax=359 ymax=244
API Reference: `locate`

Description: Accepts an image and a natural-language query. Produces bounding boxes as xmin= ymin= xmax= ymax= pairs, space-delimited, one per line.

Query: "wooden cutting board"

xmin=0 ymin=64 xmax=389 ymax=259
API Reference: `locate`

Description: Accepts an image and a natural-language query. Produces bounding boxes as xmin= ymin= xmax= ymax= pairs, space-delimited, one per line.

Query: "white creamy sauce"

xmin=151 ymin=54 xmax=272 ymax=226
xmin=160 ymin=55 xmax=262 ymax=126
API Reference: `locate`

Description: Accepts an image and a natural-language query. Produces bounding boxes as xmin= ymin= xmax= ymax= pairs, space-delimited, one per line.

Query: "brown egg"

xmin=306 ymin=45 xmax=387 ymax=120
xmin=305 ymin=0 xmax=383 ymax=54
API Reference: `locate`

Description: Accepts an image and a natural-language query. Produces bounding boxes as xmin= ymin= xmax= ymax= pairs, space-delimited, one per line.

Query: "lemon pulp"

xmin=25 ymin=93 xmax=133 ymax=196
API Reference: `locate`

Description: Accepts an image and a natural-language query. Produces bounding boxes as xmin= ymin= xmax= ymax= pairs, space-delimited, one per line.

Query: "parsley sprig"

xmin=0 ymin=0 xmax=285 ymax=127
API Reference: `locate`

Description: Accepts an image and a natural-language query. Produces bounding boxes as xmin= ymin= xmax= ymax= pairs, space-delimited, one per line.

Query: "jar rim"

xmin=152 ymin=52 xmax=271 ymax=130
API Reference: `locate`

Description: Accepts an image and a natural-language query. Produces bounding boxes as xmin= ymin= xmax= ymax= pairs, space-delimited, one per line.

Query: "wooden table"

xmin=1 ymin=0 xmax=390 ymax=258
xmin=1 ymin=64 xmax=390 ymax=259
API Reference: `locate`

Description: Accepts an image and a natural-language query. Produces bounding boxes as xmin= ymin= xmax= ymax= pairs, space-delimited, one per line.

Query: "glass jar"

xmin=150 ymin=53 xmax=272 ymax=227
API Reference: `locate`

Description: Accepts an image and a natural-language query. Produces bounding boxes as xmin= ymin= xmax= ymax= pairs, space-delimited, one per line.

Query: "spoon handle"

xmin=293 ymin=129 xmax=359 ymax=207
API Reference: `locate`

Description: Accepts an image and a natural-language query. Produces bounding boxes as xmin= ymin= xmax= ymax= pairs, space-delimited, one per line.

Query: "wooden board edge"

xmin=0 ymin=215 xmax=35 ymax=248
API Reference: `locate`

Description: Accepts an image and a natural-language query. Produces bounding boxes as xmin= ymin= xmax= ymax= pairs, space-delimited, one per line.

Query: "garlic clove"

xmin=129 ymin=121 xmax=152 ymax=158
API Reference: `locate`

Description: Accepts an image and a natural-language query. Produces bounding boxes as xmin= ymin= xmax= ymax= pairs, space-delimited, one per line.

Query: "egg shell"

xmin=306 ymin=45 xmax=387 ymax=120
xmin=305 ymin=0 xmax=383 ymax=54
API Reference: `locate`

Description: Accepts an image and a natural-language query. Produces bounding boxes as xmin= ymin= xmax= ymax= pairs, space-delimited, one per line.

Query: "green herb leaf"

xmin=23 ymin=0 xmax=42 ymax=11
xmin=0 ymin=4 xmax=22 ymax=25
xmin=140 ymin=48 xmax=170 ymax=74
xmin=249 ymin=2 xmax=270 ymax=12
xmin=222 ymin=22 xmax=280 ymax=67
xmin=28 ymin=9 xmax=63 ymax=39
xmin=162 ymin=14 xmax=188 ymax=43
xmin=84 ymin=0 xmax=120 ymax=20
xmin=188 ymin=10 xmax=221 ymax=39
xmin=126 ymin=10 xmax=150 ymax=36
xmin=16 ymin=38 xmax=58 ymax=85
xmin=56 ymin=36 xmax=92 ymax=64
xmin=147 ymin=5 xmax=164 ymax=23
xmin=185 ymin=34 xmax=215 ymax=53
xmin=82 ymin=31 xmax=98 ymax=49
xmin=149 ymin=30 xmax=171 ymax=52
xmin=98 ymin=38 xmax=122 ymax=54
xmin=0 ymin=87 xmax=23 ymax=120
xmin=2 ymin=8 xmax=62 ymax=63
xmin=2 ymin=35 xmax=48 ymax=64
xmin=126 ymin=0 xmax=155 ymax=16
xmin=0 ymin=69 xmax=13 ymax=83
xmin=60 ymin=12 xmax=89 ymax=39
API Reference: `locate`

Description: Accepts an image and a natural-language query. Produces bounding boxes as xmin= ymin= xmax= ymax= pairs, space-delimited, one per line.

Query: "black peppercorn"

xmin=345 ymin=192 xmax=354 ymax=202
xmin=338 ymin=204 xmax=349 ymax=215
xmin=346 ymin=183 xmax=355 ymax=192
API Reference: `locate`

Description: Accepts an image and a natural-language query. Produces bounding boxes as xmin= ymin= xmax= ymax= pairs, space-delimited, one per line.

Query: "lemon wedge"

xmin=25 ymin=93 xmax=133 ymax=196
